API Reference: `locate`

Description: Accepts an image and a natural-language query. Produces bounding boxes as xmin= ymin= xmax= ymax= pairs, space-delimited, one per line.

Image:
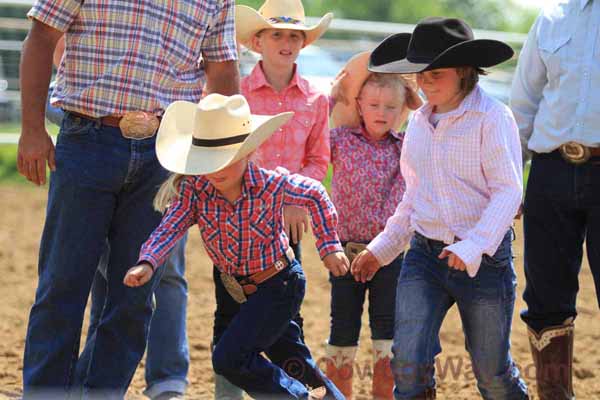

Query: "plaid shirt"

xmin=368 ymin=86 xmax=523 ymax=277
xmin=139 ymin=163 xmax=342 ymax=276
xmin=28 ymin=0 xmax=237 ymax=117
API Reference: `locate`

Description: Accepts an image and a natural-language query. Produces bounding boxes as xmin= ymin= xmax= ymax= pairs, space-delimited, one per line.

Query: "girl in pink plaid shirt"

xmin=324 ymin=51 xmax=421 ymax=399
xmin=351 ymin=19 xmax=528 ymax=399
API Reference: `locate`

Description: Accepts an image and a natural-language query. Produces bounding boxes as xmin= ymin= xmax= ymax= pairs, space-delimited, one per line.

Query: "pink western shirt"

xmin=330 ymin=125 xmax=406 ymax=243
xmin=368 ymin=86 xmax=523 ymax=277
xmin=241 ymin=62 xmax=330 ymax=181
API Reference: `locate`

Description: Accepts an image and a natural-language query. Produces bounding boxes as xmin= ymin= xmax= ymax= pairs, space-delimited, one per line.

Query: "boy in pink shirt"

xmin=212 ymin=0 xmax=333 ymax=397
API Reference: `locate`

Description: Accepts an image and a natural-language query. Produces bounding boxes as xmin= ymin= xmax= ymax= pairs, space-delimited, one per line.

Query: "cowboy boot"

xmin=372 ymin=340 xmax=394 ymax=400
xmin=528 ymin=321 xmax=575 ymax=400
xmin=324 ymin=344 xmax=357 ymax=399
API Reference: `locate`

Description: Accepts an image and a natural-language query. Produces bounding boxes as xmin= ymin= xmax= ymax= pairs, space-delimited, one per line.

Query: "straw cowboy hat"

xmin=236 ymin=0 xmax=333 ymax=52
xmin=368 ymin=17 xmax=514 ymax=74
xmin=156 ymin=94 xmax=293 ymax=175
xmin=330 ymin=51 xmax=422 ymax=130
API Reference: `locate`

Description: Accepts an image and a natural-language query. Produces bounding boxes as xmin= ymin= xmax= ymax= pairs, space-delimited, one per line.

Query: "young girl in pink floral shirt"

xmin=324 ymin=51 xmax=421 ymax=399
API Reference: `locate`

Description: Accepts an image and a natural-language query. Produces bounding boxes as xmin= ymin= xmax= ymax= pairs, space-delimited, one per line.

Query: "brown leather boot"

xmin=324 ymin=344 xmax=357 ymax=399
xmin=372 ymin=340 xmax=394 ymax=400
xmin=528 ymin=322 xmax=575 ymax=400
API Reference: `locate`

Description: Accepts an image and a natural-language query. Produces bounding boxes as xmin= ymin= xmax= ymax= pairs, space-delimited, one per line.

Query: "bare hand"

xmin=323 ymin=251 xmax=350 ymax=277
xmin=438 ymin=250 xmax=466 ymax=271
xmin=17 ymin=130 xmax=56 ymax=185
xmin=330 ymin=70 xmax=349 ymax=105
xmin=123 ymin=263 xmax=154 ymax=287
xmin=350 ymin=249 xmax=382 ymax=283
xmin=283 ymin=205 xmax=308 ymax=244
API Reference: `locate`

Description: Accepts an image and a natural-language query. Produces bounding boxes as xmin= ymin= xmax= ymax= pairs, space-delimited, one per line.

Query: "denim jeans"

xmin=22 ymin=112 xmax=169 ymax=399
xmin=328 ymin=252 xmax=402 ymax=346
xmin=522 ymin=151 xmax=600 ymax=332
xmin=79 ymin=236 xmax=189 ymax=398
xmin=211 ymin=260 xmax=344 ymax=399
xmin=391 ymin=232 xmax=528 ymax=399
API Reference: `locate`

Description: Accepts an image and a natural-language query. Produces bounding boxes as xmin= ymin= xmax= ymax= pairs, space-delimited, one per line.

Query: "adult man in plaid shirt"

xmin=18 ymin=1 xmax=239 ymax=399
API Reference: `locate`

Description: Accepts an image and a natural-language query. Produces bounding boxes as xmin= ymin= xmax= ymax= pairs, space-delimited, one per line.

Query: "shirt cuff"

xmin=318 ymin=239 xmax=344 ymax=260
xmin=137 ymin=255 xmax=161 ymax=272
xmin=444 ymin=239 xmax=483 ymax=278
xmin=367 ymin=234 xmax=402 ymax=267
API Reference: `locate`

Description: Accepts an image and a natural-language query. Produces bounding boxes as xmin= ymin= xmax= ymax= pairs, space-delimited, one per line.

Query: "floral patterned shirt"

xmin=330 ymin=125 xmax=406 ymax=243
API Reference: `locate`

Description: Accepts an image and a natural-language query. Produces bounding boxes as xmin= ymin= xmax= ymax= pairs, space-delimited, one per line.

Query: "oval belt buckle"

xmin=220 ymin=272 xmax=247 ymax=304
xmin=559 ymin=142 xmax=591 ymax=164
xmin=119 ymin=111 xmax=160 ymax=140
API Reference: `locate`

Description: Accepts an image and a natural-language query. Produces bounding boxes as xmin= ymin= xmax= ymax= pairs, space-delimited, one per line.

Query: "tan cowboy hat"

xmin=156 ymin=94 xmax=293 ymax=175
xmin=330 ymin=51 xmax=422 ymax=130
xmin=236 ymin=0 xmax=333 ymax=52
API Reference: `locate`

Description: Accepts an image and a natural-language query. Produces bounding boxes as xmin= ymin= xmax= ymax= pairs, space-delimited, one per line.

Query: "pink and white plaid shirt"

xmin=330 ymin=125 xmax=406 ymax=243
xmin=242 ymin=63 xmax=330 ymax=180
xmin=29 ymin=0 xmax=237 ymax=117
xmin=138 ymin=163 xmax=342 ymax=276
xmin=368 ymin=86 xmax=523 ymax=277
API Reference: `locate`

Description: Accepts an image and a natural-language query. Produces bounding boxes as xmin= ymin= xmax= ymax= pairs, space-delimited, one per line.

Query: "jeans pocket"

xmin=58 ymin=113 xmax=96 ymax=142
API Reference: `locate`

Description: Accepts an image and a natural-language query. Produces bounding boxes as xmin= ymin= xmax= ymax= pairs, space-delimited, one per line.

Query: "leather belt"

xmin=70 ymin=111 xmax=123 ymax=128
xmin=68 ymin=110 xmax=161 ymax=139
xmin=220 ymin=247 xmax=295 ymax=303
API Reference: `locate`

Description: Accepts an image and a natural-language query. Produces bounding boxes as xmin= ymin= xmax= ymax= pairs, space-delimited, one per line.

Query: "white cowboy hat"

xmin=236 ymin=0 xmax=333 ymax=52
xmin=156 ymin=94 xmax=293 ymax=175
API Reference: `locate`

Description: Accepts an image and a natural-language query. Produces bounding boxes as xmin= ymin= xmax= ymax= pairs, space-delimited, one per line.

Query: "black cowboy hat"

xmin=368 ymin=17 xmax=514 ymax=74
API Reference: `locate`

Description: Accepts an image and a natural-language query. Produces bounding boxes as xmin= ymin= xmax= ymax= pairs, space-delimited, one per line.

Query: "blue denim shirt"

xmin=510 ymin=0 xmax=600 ymax=157
xmin=46 ymin=82 xmax=64 ymax=126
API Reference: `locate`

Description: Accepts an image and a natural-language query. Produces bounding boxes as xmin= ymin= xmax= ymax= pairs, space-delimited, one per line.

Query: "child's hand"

xmin=330 ymin=70 xmax=349 ymax=105
xmin=323 ymin=251 xmax=350 ymax=277
xmin=351 ymin=249 xmax=382 ymax=282
xmin=438 ymin=250 xmax=466 ymax=271
xmin=283 ymin=205 xmax=309 ymax=244
xmin=123 ymin=263 xmax=154 ymax=287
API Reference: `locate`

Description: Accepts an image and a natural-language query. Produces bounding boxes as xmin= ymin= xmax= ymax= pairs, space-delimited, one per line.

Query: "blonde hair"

xmin=154 ymin=173 xmax=185 ymax=212
xmin=359 ymin=73 xmax=414 ymax=128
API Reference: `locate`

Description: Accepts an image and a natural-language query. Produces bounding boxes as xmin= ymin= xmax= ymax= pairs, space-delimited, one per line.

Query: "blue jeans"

xmin=522 ymin=151 xmax=600 ymax=332
xmin=392 ymin=232 xmax=528 ymax=399
xmin=211 ymin=260 xmax=344 ymax=399
xmin=328 ymin=251 xmax=402 ymax=346
xmin=22 ymin=112 xmax=169 ymax=399
xmin=80 ymin=236 xmax=189 ymax=398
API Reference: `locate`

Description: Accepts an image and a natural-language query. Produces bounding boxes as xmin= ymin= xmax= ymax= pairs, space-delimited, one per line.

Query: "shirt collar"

xmin=416 ymin=85 xmax=484 ymax=121
xmin=346 ymin=125 xmax=402 ymax=141
xmin=247 ymin=61 xmax=309 ymax=96
xmin=581 ymin=0 xmax=591 ymax=10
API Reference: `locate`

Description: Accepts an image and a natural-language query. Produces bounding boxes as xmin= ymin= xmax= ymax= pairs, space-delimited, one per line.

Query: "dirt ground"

xmin=1 ymin=184 xmax=599 ymax=399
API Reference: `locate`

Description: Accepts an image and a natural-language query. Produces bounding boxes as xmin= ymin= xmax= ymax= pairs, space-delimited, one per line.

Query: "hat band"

xmin=267 ymin=16 xmax=303 ymax=25
xmin=192 ymin=133 xmax=249 ymax=147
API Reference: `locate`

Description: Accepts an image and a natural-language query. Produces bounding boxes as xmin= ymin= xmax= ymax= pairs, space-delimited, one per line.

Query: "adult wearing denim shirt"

xmin=18 ymin=1 xmax=239 ymax=399
xmin=510 ymin=1 xmax=600 ymax=399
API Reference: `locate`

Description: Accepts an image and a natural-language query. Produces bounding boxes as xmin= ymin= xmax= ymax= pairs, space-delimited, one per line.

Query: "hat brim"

xmin=156 ymin=101 xmax=293 ymax=175
xmin=369 ymin=35 xmax=514 ymax=74
xmin=236 ymin=5 xmax=333 ymax=51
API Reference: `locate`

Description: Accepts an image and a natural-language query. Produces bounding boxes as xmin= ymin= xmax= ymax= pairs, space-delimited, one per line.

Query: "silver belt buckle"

xmin=219 ymin=272 xmax=247 ymax=304
xmin=559 ymin=142 xmax=591 ymax=164
xmin=119 ymin=111 xmax=160 ymax=140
